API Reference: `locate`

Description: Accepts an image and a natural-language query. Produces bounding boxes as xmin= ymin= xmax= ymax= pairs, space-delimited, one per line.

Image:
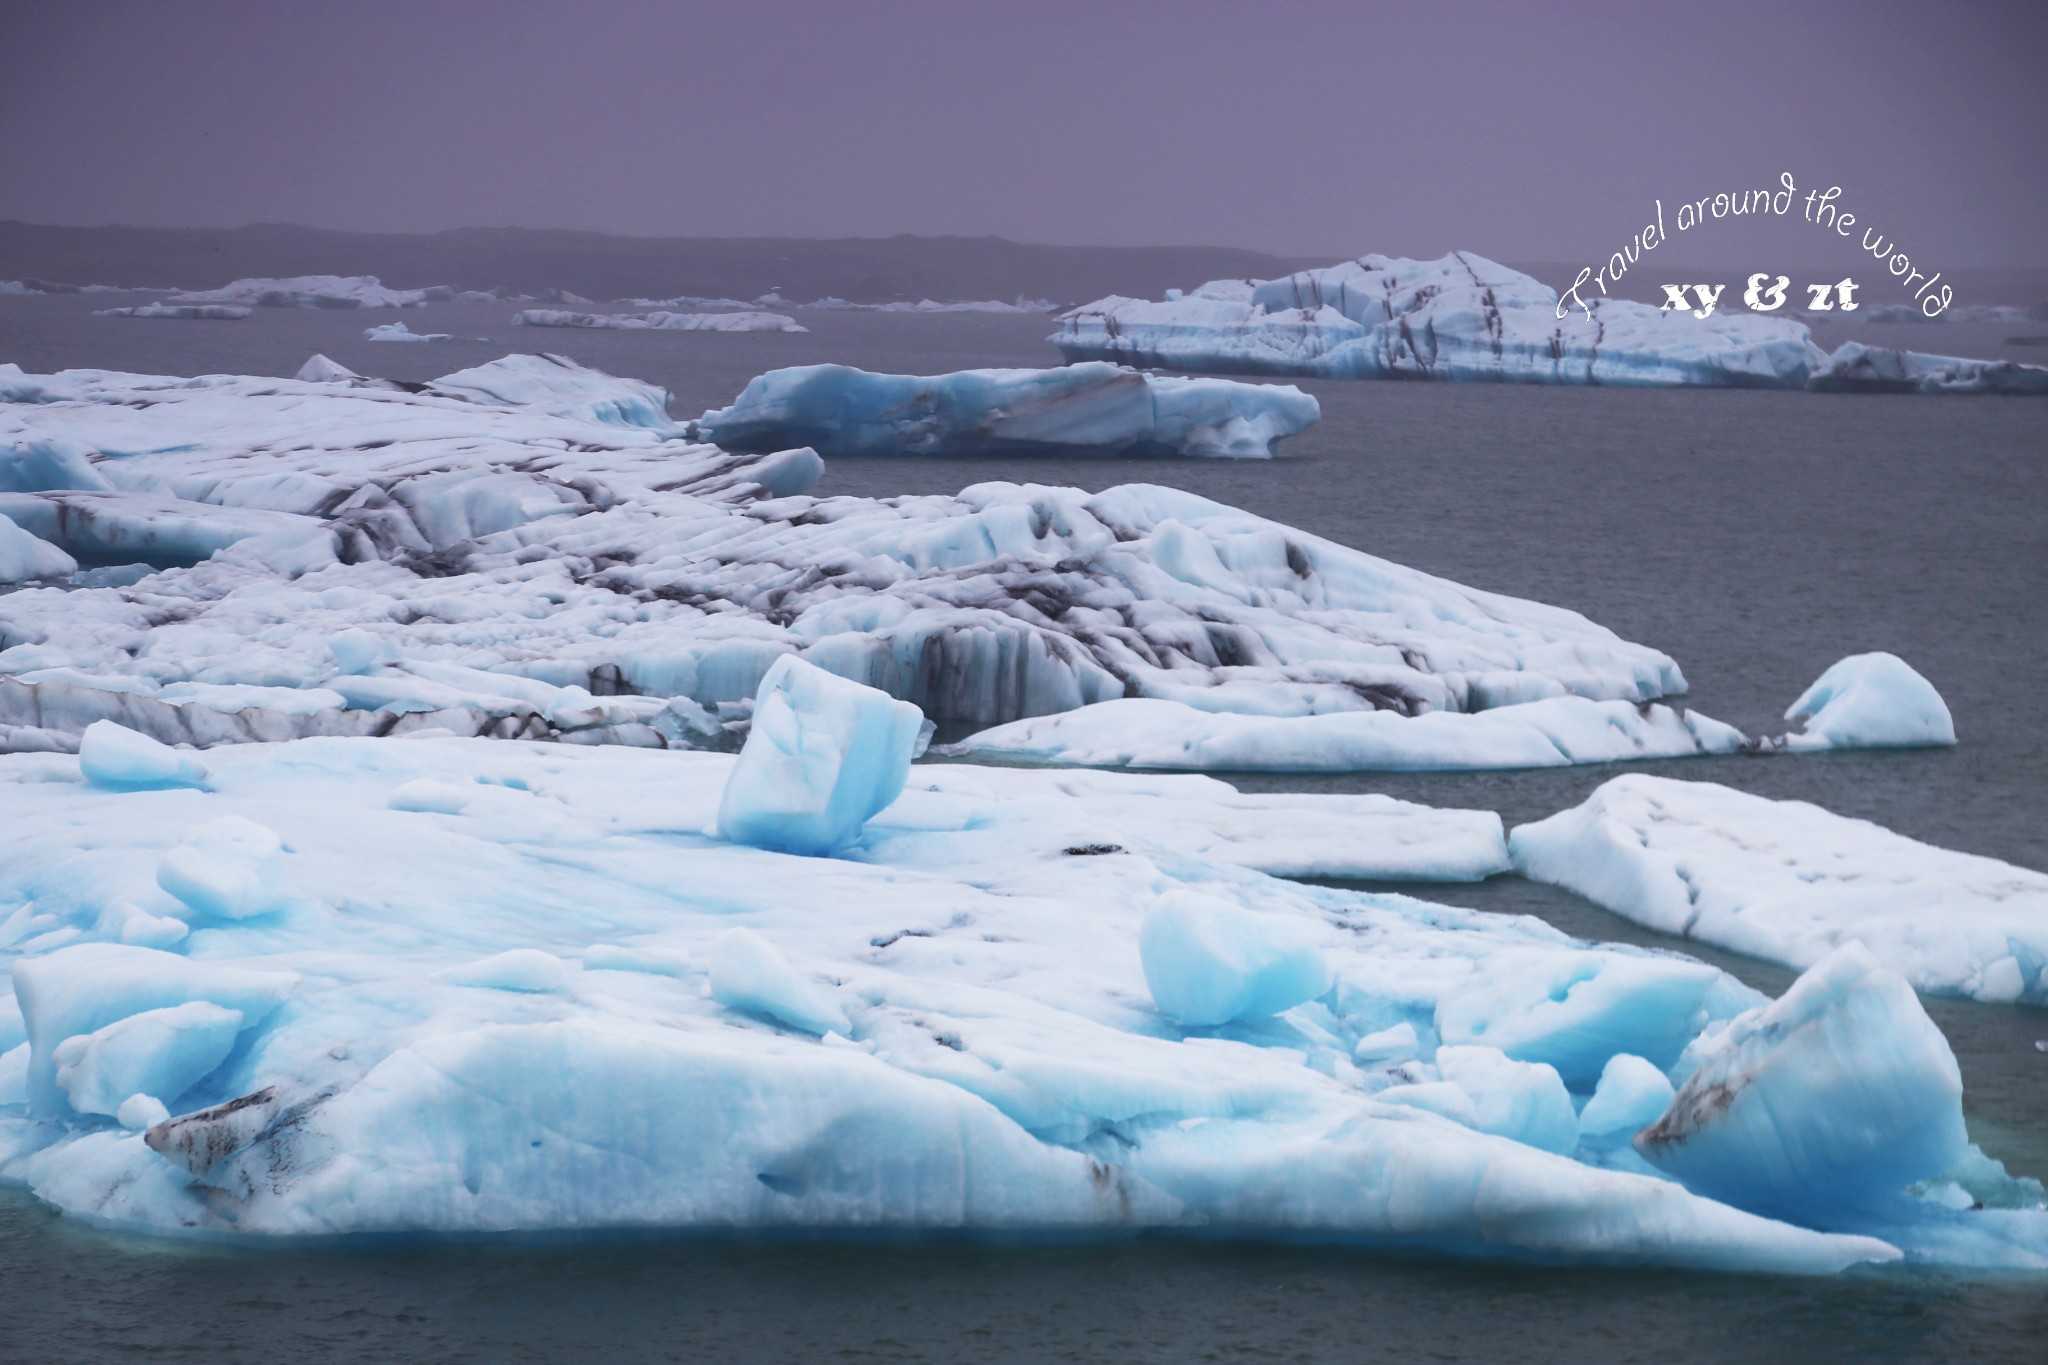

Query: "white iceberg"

xmin=697 ymin=362 xmax=1320 ymax=459
xmin=1774 ymin=652 xmax=1955 ymax=751
xmin=8 ymin=731 xmax=2026 ymax=1268
xmin=1508 ymin=773 xmax=2048 ymax=1003
xmin=948 ymin=694 xmax=1747 ymax=771
xmin=78 ymin=719 xmax=209 ymax=790
xmin=364 ymin=322 xmax=454 ymax=343
xmin=514 ymin=309 xmax=806 ymax=333
xmin=1055 ymin=252 xmax=1827 ymax=387
xmin=173 ymin=275 xmax=438 ymax=309
xmin=714 ymin=656 xmax=924 ymax=857
xmin=95 ymin=303 xmax=252 ymax=321
xmin=1807 ymin=341 xmax=2048 ymax=394
xmin=0 ymin=357 xmax=1690 ymax=759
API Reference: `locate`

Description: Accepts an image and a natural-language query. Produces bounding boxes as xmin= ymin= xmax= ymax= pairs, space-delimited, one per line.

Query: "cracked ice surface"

xmin=0 ymin=355 xmax=1686 ymax=756
xmin=9 ymin=729 xmax=2038 ymax=1269
xmin=1509 ymin=774 xmax=2048 ymax=1004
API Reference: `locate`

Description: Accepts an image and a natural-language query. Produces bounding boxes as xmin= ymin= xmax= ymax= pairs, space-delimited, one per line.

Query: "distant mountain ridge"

xmin=0 ymin=221 xmax=1317 ymax=307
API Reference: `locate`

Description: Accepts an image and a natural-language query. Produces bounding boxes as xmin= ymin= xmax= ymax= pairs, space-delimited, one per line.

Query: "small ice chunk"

xmin=1781 ymin=652 xmax=1955 ymax=751
xmin=328 ymin=628 xmax=381 ymax=675
xmin=1351 ymin=1020 xmax=1420 ymax=1063
xmin=78 ymin=720 xmax=210 ymax=791
xmin=52 ymin=1001 xmax=246 ymax=1116
xmin=117 ymin=1093 xmax=171 ymax=1131
xmin=1434 ymin=1044 xmax=1579 ymax=1154
xmin=440 ymin=949 xmax=570 ymax=993
xmin=1139 ymin=889 xmax=1330 ymax=1027
xmin=715 ymin=656 xmax=925 ymax=857
xmin=1636 ymin=944 xmax=1969 ymax=1216
xmin=115 ymin=901 xmax=190 ymax=948
xmin=155 ymin=816 xmax=287 ymax=920
xmin=1578 ymin=1054 xmax=1677 ymax=1146
xmin=389 ymin=779 xmax=474 ymax=814
xmin=294 ymin=354 xmax=361 ymax=383
xmin=708 ymin=928 xmax=851 ymax=1036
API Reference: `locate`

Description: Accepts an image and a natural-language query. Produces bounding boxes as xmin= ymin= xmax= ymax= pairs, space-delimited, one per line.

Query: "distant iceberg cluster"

xmin=514 ymin=308 xmax=807 ymax=333
xmin=696 ymin=362 xmax=1320 ymax=459
xmin=1055 ymin=252 xmax=2048 ymax=392
xmin=93 ymin=303 xmax=252 ymax=321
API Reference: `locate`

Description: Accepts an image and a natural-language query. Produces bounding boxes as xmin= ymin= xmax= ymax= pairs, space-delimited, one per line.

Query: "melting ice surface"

xmin=696 ymin=362 xmax=1321 ymax=459
xmin=1 ymin=705 xmax=2041 ymax=1269
xmin=0 ymin=354 xmax=1696 ymax=761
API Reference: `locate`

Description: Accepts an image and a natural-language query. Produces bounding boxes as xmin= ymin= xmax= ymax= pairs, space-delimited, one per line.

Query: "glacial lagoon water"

xmin=2 ymin=295 xmax=2044 ymax=1361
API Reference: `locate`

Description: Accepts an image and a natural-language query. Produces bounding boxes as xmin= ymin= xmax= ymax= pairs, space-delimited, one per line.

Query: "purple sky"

xmin=3 ymin=0 xmax=2043 ymax=265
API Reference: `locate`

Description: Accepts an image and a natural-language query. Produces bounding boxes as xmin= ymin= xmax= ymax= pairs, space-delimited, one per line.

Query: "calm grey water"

xmin=2 ymin=295 xmax=2045 ymax=1362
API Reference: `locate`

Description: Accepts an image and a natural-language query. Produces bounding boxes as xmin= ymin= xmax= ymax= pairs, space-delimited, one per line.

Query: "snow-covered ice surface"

xmin=172 ymin=276 xmax=439 ymax=309
xmin=0 ymin=354 xmax=1694 ymax=757
xmin=94 ymin=303 xmax=252 ymax=321
xmin=1508 ymin=774 xmax=2048 ymax=1004
xmin=697 ymin=362 xmax=1321 ymax=459
xmin=4 ymin=723 xmax=2039 ymax=1268
xmin=1807 ymin=341 xmax=2048 ymax=394
xmin=1055 ymin=253 xmax=1829 ymax=387
xmin=515 ymin=309 xmax=807 ymax=333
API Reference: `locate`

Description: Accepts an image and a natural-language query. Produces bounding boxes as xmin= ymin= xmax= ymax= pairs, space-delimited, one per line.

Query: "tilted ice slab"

xmin=10 ymin=729 xmax=2033 ymax=1269
xmin=172 ymin=275 xmax=440 ymax=309
xmin=94 ymin=303 xmax=251 ymax=321
xmin=514 ymin=309 xmax=807 ymax=333
xmin=1509 ymin=774 xmax=2048 ymax=1004
xmin=1807 ymin=341 xmax=2048 ymax=395
xmin=1055 ymin=253 xmax=1827 ymax=387
xmin=696 ymin=362 xmax=1321 ymax=459
xmin=0 ymin=513 xmax=77 ymax=584
xmin=0 ymin=356 xmax=1686 ymax=754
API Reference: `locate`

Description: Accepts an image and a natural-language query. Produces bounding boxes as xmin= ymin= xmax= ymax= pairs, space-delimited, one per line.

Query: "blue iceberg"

xmin=697 ymin=362 xmax=1320 ymax=459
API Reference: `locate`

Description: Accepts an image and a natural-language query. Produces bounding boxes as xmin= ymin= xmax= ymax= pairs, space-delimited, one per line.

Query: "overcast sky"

xmin=3 ymin=0 xmax=2043 ymax=266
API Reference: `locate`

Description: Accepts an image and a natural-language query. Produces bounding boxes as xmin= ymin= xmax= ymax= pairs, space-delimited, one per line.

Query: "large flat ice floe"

xmin=171 ymin=276 xmax=450 ymax=309
xmin=1054 ymin=253 xmax=1828 ymax=387
xmin=1807 ymin=342 xmax=2048 ymax=395
xmin=94 ymin=303 xmax=252 ymax=321
xmin=0 ymin=354 xmax=1691 ymax=757
xmin=1509 ymin=774 xmax=2048 ymax=1004
xmin=2 ymin=722 xmax=2040 ymax=1268
xmin=696 ymin=362 xmax=1320 ymax=459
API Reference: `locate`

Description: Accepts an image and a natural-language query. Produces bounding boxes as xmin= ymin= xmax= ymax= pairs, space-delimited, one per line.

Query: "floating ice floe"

xmin=1807 ymin=341 xmax=2048 ymax=394
xmin=1508 ymin=773 xmax=2048 ymax=1004
xmin=0 ymin=354 xmax=1696 ymax=757
xmin=1055 ymin=252 xmax=1829 ymax=387
xmin=619 ymin=294 xmax=755 ymax=310
xmin=696 ymin=362 xmax=1320 ymax=459
xmin=2 ymin=720 xmax=2039 ymax=1267
xmin=514 ymin=309 xmax=807 ymax=333
xmin=802 ymin=297 xmax=1059 ymax=314
xmin=363 ymin=322 xmax=455 ymax=343
xmin=948 ymin=652 xmax=1956 ymax=771
xmin=93 ymin=303 xmax=251 ymax=321
xmin=172 ymin=275 xmax=439 ymax=309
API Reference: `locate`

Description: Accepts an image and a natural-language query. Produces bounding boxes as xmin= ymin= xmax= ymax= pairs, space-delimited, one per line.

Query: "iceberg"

xmin=801 ymin=297 xmax=1058 ymax=314
xmin=947 ymin=694 xmax=1748 ymax=771
xmin=514 ymin=309 xmax=806 ymax=333
xmin=714 ymin=656 xmax=924 ymax=856
xmin=1774 ymin=652 xmax=1955 ymax=751
xmin=78 ymin=719 xmax=209 ymax=790
xmin=172 ymin=275 xmax=438 ymax=309
xmin=1806 ymin=341 xmax=2048 ymax=394
xmin=1637 ymin=945 xmax=1970 ymax=1219
xmin=0 ymin=512 xmax=77 ymax=583
xmin=94 ymin=303 xmax=252 ymax=321
xmin=1508 ymin=773 xmax=2048 ymax=1003
xmin=363 ymin=322 xmax=454 ymax=343
xmin=7 ymin=730 xmax=2023 ymax=1268
xmin=0 ymin=356 xmax=1689 ymax=759
xmin=1055 ymin=252 xmax=1827 ymax=387
xmin=697 ymin=362 xmax=1320 ymax=459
